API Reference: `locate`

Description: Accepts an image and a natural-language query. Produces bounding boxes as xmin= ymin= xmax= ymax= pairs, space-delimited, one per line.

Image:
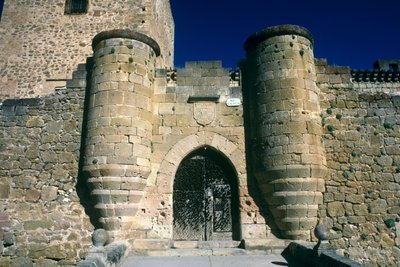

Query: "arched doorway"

xmin=173 ymin=147 xmax=240 ymax=241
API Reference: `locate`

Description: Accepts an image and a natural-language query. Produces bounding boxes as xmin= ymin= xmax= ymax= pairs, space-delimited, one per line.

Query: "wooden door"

xmin=173 ymin=149 xmax=237 ymax=241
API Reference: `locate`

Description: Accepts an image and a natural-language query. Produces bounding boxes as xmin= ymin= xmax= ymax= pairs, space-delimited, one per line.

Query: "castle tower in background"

xmin=0 ymin=0 xmax=174 ymax=98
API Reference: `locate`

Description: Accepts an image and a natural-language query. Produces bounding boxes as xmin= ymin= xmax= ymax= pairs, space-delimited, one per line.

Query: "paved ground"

xmin=121 ymin=255 xmax=289 ymax=267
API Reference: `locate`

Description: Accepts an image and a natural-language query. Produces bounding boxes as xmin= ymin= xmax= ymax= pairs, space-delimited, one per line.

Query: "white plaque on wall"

xmin=226 ymin=98 xmax=241 ymax=107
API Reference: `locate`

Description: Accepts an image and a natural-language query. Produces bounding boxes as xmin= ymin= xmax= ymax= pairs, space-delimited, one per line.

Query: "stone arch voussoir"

xmin=156 ymin=131 xmax=245 ymax=194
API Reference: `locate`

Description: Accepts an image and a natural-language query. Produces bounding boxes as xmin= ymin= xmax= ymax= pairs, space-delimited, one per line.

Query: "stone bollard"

xmin=77 ymin=229 xmax=108 ymax=267
xmin=83 ymin=29 xmax=159 ymax=241
xmin=313 ymin=224 xmax=331 ymax=255
xmin=77 ymin=229 xmax=127 ymax=267
xmin=242 ymin=25 xmax=327 ymax=240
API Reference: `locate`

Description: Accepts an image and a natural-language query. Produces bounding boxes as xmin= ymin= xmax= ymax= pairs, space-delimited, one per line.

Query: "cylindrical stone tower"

xmin=242 ymin=25 xmax=327 ymax=240
xmin=83 ymin=30 xmax=159 ymax=241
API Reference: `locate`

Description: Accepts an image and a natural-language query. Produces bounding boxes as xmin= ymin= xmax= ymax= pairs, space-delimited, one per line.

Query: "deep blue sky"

xmin=170 ymin=0 xmax=400 ymax=70
xmin=0 ymin=1 xmax=398 ymax=70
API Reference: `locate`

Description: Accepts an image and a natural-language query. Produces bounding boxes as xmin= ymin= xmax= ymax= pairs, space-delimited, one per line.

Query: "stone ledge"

xmin=92 ymin=29 xmax=161 ymax=57
xmin=244 ymin=24 xmax=314 ymax=53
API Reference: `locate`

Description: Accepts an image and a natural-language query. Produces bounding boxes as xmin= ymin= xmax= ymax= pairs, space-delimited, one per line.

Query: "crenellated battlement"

xmin=351 ymin=69 xmax=400 ymax=83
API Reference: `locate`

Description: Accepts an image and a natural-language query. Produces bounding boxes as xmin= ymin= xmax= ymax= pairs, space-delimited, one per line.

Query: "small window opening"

xmin=65 ymin=0 xmax=88 ymax=14
xmin=389 ymin=64 xmax=399 ymax=72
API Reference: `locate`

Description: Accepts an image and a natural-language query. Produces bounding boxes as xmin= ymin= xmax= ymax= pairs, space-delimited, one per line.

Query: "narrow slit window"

xmin=65 ymin=0 xmax=88 ymax=14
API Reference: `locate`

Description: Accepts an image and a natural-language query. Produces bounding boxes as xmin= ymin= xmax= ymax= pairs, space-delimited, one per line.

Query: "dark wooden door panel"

xmin=173 ymin=149 xmax=236 ymax=241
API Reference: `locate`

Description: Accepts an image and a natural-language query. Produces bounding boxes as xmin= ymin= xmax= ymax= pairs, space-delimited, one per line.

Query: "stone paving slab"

xmin=121 ymin=255 xmax=288 ymax=267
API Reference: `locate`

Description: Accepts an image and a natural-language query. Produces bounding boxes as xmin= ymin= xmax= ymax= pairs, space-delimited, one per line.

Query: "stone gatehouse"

xmin=0 ymin=1 xmax=400 ymax=266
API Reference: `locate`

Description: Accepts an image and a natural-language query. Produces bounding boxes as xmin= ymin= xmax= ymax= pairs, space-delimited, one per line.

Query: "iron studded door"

xmin=173 ymin=151 xmax=233 ymax=241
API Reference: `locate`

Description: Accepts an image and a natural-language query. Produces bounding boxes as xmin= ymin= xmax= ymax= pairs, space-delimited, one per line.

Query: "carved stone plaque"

xmin=194 ymin=103 xmax=215 ymax=126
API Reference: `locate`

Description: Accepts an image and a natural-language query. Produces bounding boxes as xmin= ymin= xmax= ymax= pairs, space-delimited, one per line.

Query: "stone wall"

xmin=1 ymin=8 xmax=400 ymax=265
xmin=129 ymin=61 xmax=275 ymax=245
xmin=0 ymin=66 xmax=93 ymax=266
xmin=316 ymin=59 xmax=400 ymax=266
xmin=0 ymin=0 xmax=174 ymax=99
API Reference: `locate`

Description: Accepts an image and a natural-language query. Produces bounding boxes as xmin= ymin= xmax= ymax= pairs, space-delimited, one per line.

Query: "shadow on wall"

xmin=75 ymin=57 xmax=102 ymax=230
xmin=241 ymin=74 xmax=282 ymax=239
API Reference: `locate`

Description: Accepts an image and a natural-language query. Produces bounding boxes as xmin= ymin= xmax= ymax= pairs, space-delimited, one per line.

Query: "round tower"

xmin=242 ymin=25 xmax=327 ymax=240
xmin=83 ymin=30 xmax=159 ymax=241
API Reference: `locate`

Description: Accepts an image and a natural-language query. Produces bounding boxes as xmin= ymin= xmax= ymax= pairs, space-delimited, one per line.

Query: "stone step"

xmin=242 ymin=238 xmax=290 ymax=250
xmin=128 ymin=239 xmax=289 ymax=257
xmin=144 ymin=248 xmax=259 ymax=257
xmin=138 ymin=247 xmax=285 ymax=257
xmin=130 ymin=239 xmax=172 ymax=250
xmin=172 ymin=240 xmax=242 ymax=249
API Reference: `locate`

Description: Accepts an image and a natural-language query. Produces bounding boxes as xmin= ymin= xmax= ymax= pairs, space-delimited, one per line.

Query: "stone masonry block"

xmin=135 ymin=94 xmax=151 ymax=110
xmin=327 ymin=202 xmax=345 ymax=217
xmin=129 ymin=73 xmax=143 ymax=84
xmin=286 ymin=205 xmax=318 ymax=218
xmin=94 ymin=73 xmax=111 ymax=84
xmin=108 ymin=91 xmax=124 ymax=105
xmin=264 ymin=166 xmax=287 ymax=179
xmin=91 ymin=189 xmax=112 ymax=204
xmin=211 ymin=134 xmax=237 ymax=156
xmin=158 ymin=103 xmax=175 ymax=115
xmin=286 ymin=165 xmax=311 ymax=178
xmin=114 ymin=204 xmax=139 ymax=217
xmin=306 ymin=121 xmax=322 ymax=135
xmin=132 ymin=144 xmax=151 ymax=158
xmin=121 ymin=179 xmax=146 ymax=191
xmin=287 ymin=144 xmax=310 ymax=154
xmin=102 ymin=63 xmax=120 ymax=72
xmin=284 ymin=121 xmax=307 ymax=134
xmin=137 ymin=157 xmax=150 ymax=167
xmin=301 ymin=154 xmax=324 ymax=165
xmin=269 ymin=191 xmax=321 ymax=205
xmin=96 ymin=117 xmax=111 ymax=127
xmin=94 ymin=143 xmax=115 ymax=156
xmin=273 ymin=178 xmax=317 ymax=192
xmin=0 ymin=184 xmax=10 ymax=199
xmin=135 ymin=84 xmax=152 ymax=97
xmin=115 ymin=143 xmax=133 ymax=157
xmin=128 ymin=191 xmax=144 ymax=203
xmin=99 ymin=217 xmax=121 ymax=231
xmin=111 ymin=117 xmax=132 ymax=127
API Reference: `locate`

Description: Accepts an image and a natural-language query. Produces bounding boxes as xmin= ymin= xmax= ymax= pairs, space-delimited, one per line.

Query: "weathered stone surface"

xmin=24 ymin=220 xmax=53 ymax=230
xmin=40 ymin=186 xmax=58 ymax=201
xmin=25 ymin=189 xmax=40 ymax=202
xmin=10 ymin=257 xmax=33 ymax=267
xmin=32 ymin=259 xmax=59 ymax=267
xmin=0 ymin=257 xmax=10 ymax=267
xmin=327 ymin=202 xmax=345 ymax=217
xmin=0 ymin=184 xmax=10 ymax=199
xmin=368 ymin=199 xmax=387 ymax=214
xmin=26 ymin=117 xmax=44 ymax=128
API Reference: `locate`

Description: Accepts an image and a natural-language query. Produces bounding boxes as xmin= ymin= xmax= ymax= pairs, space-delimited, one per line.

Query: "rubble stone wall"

xmin=316 ymin=59 xmax=400 ymax=266
xmin=0 ymin=0 xmax=174 ymax=99
xmin=0 ymin=66 xmax=93 ymax=266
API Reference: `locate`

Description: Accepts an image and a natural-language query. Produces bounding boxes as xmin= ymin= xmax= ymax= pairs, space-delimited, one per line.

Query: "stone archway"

xmin=155 ymin=132 xmax=245 ymax=240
